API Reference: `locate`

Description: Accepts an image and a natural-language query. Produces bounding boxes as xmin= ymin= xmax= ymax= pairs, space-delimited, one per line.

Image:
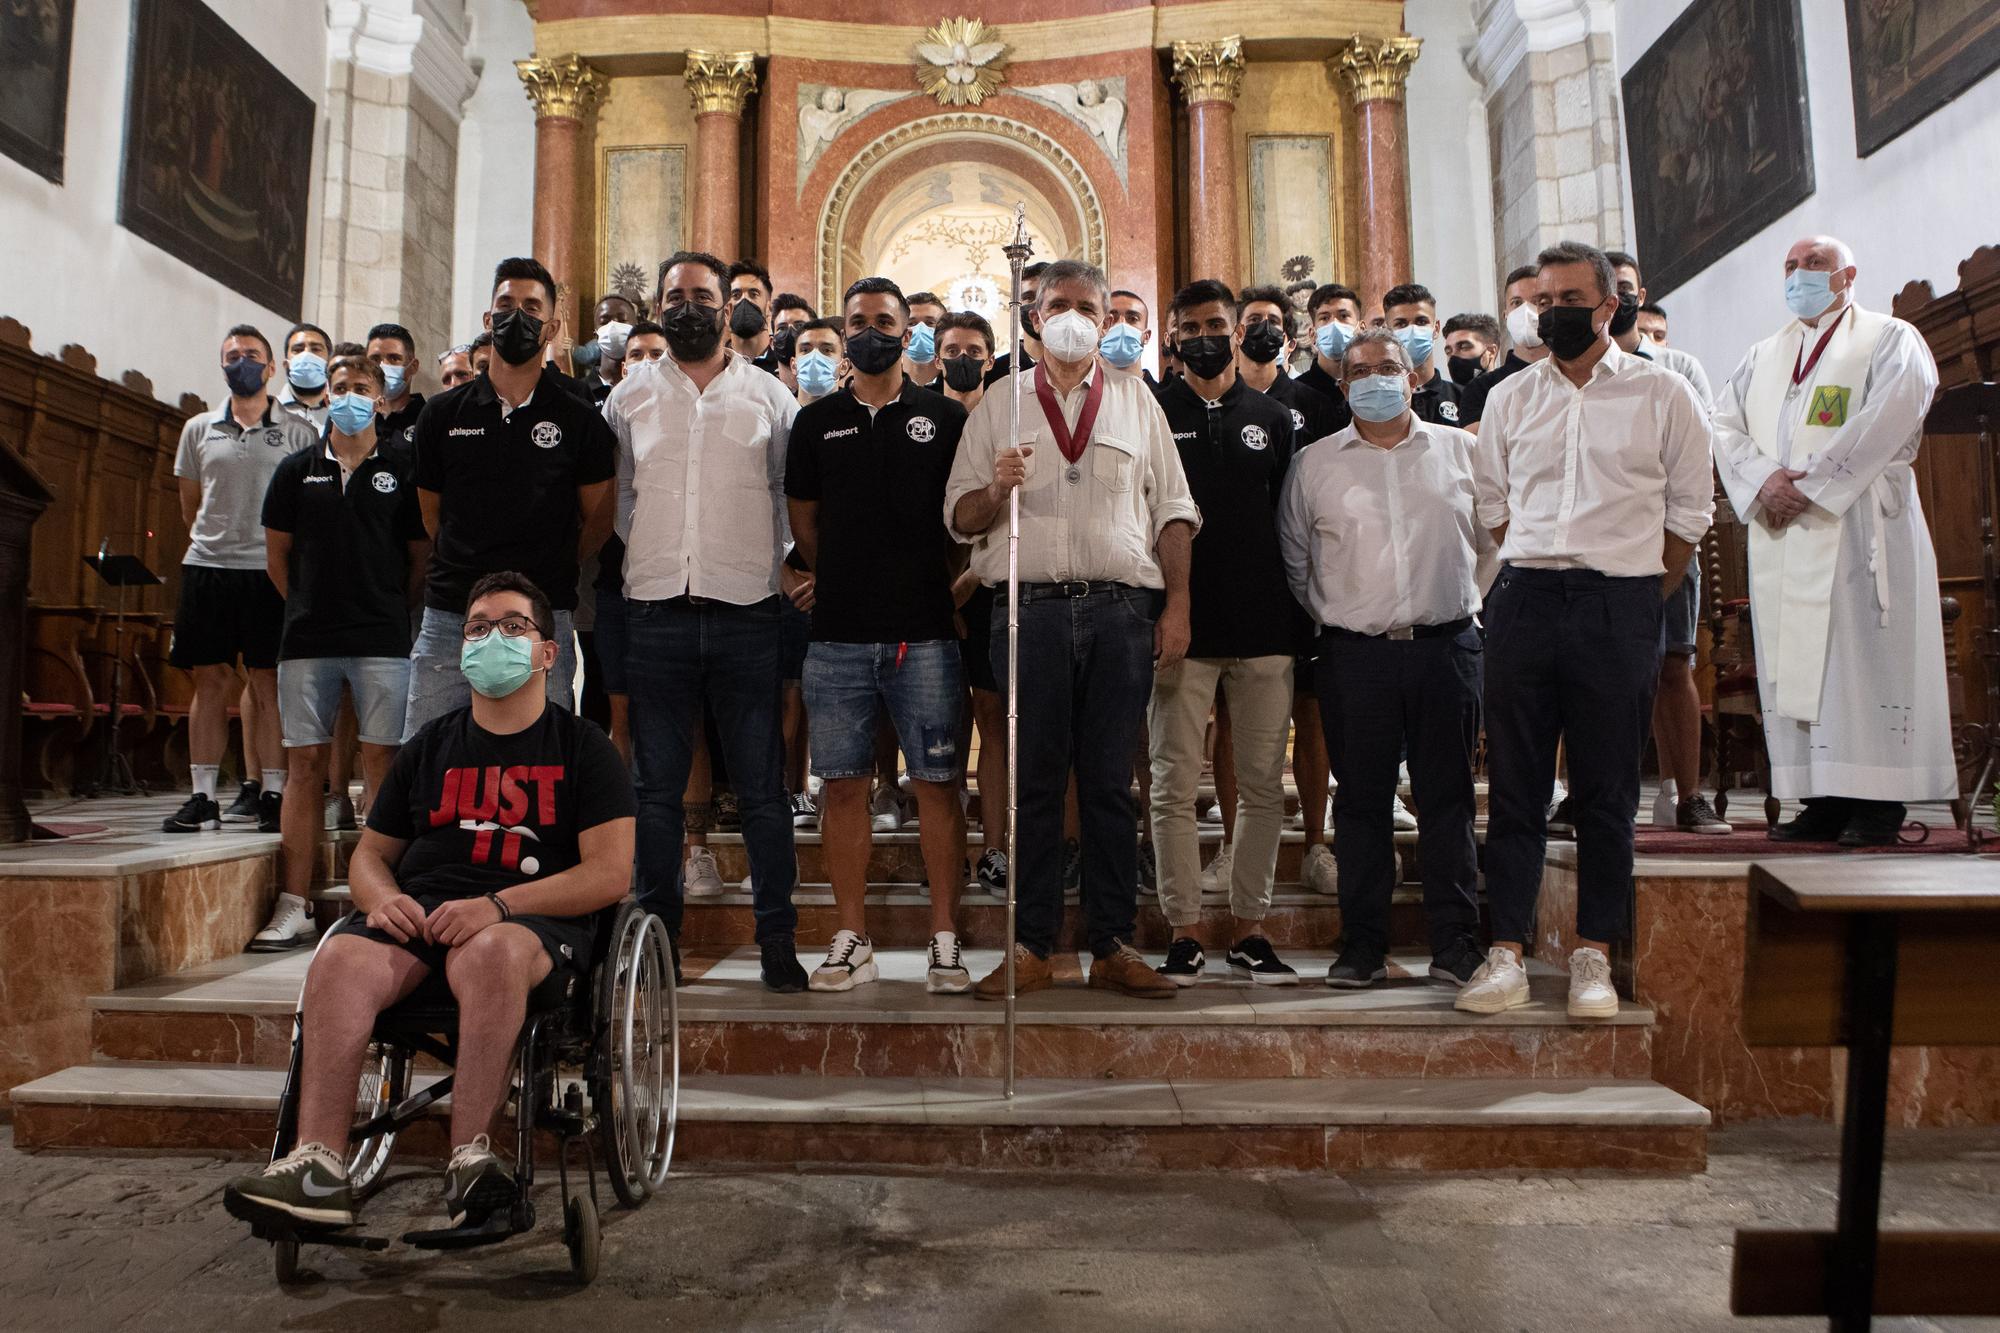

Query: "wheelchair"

xmin=238 ymin=897 xmax=678 ymax=1285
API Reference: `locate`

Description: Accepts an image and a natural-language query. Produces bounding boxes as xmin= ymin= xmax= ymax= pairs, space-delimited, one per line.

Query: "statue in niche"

xmin=797 ymin=84 xmax=914 ymax=183
xmin=1017 ymin=77 xmax=1127 ymax=169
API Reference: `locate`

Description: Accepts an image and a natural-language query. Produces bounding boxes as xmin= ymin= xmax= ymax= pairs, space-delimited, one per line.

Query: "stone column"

xmin=685 ymin=50 xmax=759 ymax=257
xmin=1170 ymin=37 xmax=1245 ymax=289
xmin=515 ymin=53 xmax=607 ymax=339
xmin=1330 ymin=35 xmax=1422 ymax=312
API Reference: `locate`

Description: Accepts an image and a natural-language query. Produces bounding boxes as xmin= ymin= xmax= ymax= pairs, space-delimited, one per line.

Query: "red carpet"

xmin=30 ymin=821 xmax=110 ymax=839
xmin=1630 ymin=822 xmax=1980 ymax=857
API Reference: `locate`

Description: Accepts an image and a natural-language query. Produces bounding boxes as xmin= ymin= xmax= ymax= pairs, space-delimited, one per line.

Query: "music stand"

xmin=1926 ymin=382 xmax=2000 ymax=842
xmin=81 ymin=544 xmax=163 ymax=797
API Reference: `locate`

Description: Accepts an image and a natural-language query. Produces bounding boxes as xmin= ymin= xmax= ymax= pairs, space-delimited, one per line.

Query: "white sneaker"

xmin=1651 ymin=780 xmax=1679 ymax=829
xmin=810 ymin=929 xmax=878 ymax=991
xmin=869 ymin=783 xmax=902 ymax=832
xmin=926 ymin=930 xmax=971 ymax=994
xmin=1548 ymin=777 xmax=1568 ymax=811
xmin=248 ymin=893 xmax=313 ymax=952
xmin=1391 ymin=793 xmax=1417 ymax=832
xmin=1567 ymin=947 xmax=1619 ymax=1019
xmin=1301 ymin=842 xmax=1338 ymax=896
xmin=1197 ymin=801 xmax=1224 ymax=828
xmin=1198 ymin=843 xmax=1235 ymax=895
xmin=1454 ymin=947 xmax=1531 ymax=1014
xmin=683 ymin=847 xmax=725 ymax=898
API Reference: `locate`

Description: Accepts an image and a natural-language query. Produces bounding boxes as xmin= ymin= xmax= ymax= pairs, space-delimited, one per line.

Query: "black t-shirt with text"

xmin=367 ymin=704 xmax=634 ymax=904
xmin=784 ymin=382 xmax=966 ymax=644
xmin=410 ymin=366 xmax=616 ymax=613
xmin=261 ymin=443 xmax=427 ymax=660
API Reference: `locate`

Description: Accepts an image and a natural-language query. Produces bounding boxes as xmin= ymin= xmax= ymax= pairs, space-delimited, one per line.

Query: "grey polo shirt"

xmin=173 ymin=400 xmax=317 ymax=569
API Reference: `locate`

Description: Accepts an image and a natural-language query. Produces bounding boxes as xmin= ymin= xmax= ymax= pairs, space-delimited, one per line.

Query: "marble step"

xmin=8 ymin=1065 xmax=1704 ymax=1171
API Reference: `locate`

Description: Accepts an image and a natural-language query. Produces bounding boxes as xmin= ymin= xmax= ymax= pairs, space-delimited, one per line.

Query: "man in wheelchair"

xmin=225 ymin=571 xmax=636 ymax=1231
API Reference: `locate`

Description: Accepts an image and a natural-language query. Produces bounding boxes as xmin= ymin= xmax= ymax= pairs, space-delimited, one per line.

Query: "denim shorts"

xmin=278 ymin=656 xmax=412 ymax=747
xmin=1662 ymin=554 xmax=1701 ymax=657
xmin=802 ymin=639 xmax=963 ymax=782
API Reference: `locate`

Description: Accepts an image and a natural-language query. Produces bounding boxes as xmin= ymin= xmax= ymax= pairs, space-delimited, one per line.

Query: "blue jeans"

xmin=404 ymin=606 xmax=576 ymax=742
xmin=625 ymin=596 xmax=797 ymax=943
xmin=802 ymin=640 xmax=963 ymax=782
xmin=996 ymin=583 xmax=1158 ymax=958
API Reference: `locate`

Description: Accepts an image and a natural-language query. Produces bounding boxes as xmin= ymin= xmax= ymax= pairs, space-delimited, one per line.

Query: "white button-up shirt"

xmin=1473 ymin=344 xmax=1714 ymax=577
xmin=943 ymin=366 xmax=1200 ymax=587
xmin=606 ymin=352 xmax=799 ymax=604
xmin=1278 ymin=420 xmax=1487 ymax=634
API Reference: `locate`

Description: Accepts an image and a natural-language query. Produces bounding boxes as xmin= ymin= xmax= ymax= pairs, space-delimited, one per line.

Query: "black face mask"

xmin=1447 ymin=354 xmax=1483 ymax=385
xmin=662 ymin=302 xmax=725 ymax=361
xmin=1607 ymin=292 xmax=1640 ymax=338
xmin=490 ymin=307 xmax=545 ymax=367
xmin=1538 ymin=304 xmax=1602 ymax=361
xmin=1021 ymin=307 xmax=1040 ymax=340
xmin=847 ymin=328 xmax=904 ymax=377
xmin=1179 ymin=334 xmax=1234 ymax=380
xmin=729 ymin=299 xmax=766 ymax=338
xmin=942 ymin=355 xmax=985 ymax=392
xmin=771 ymin=325 xmax=799 ymax=362
xmin=1240 ymin=322 xmax=1287 ymax=365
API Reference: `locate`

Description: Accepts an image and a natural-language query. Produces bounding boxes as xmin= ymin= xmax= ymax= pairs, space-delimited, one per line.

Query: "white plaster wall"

xmin=0 ymin=0 xmax=328 ymax=406
xmin=1612 ymin=0 xmax=2000 ymax=383
xmin=449 ymin=0 xmax=535 ymax=341
xmin=1406 ymin=0 xmax=1500 ymax=316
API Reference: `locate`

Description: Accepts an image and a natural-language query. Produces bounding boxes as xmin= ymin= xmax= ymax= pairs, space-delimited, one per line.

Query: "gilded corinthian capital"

xmin=1170 ymin=36 xmax=1245 ymax=106
xmin=686 ymin=50 xmax=759 ymax=116
xmin=514 ymin=53 xmax=607 ymax=121
xmin=1329 ymin=34 xmax=1422 ymax=106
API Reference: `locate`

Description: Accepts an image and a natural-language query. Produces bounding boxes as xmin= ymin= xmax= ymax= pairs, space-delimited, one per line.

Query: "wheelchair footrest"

xmin=251 ymin=1220 xmax=390 ymax=1252
xmin=402 ymin=1208 xmax=529 ymax=1250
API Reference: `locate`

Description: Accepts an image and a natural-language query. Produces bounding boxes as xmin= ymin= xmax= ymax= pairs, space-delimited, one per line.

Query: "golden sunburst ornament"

xmin=914 ymin=18 xmax=1010 ymax=107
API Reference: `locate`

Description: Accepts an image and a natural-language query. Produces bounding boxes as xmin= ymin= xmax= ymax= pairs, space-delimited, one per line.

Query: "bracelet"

xmin=487 ymin=892 xmax=512 ymax=921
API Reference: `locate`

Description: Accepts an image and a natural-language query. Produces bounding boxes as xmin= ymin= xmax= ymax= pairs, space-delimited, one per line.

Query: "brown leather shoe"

xmin=1088 ymin=943 xmax=1177 ymax=1000
xmin=973 ymin=944 xmax=1053 ymax=1000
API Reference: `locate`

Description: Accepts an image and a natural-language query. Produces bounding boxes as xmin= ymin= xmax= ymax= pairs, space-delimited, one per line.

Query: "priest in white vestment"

xmin=1712 ymin=236 xmax=1954 ymax=845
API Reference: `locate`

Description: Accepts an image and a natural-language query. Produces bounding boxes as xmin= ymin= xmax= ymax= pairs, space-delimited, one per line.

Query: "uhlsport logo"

xmin=532 ymin=420 xmax=563 ymax=449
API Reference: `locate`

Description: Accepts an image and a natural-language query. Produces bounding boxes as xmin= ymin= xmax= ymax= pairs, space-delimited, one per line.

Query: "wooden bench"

xmin=1732 ymin=860 xmax=2000 ymax=1328
xmin=22 ymin=605 xmax=96 ymax=791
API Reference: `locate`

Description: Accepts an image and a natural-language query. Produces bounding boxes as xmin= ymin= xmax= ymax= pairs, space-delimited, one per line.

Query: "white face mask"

xmin=1506 ymin=300 xmax=1543 ymax=350
xmin=596 ymin=321 xmax=632 ymax=360
xmin=1039 ymin=309 xmax=1102 ymax=364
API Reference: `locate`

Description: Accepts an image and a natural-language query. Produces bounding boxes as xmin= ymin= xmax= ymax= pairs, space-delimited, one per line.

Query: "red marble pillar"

xmin=516 ymin=54 xmax=607 ymax=340
xmin=1330 ymin=36 xmax=1422 ymax=313
xmin=1171 ymin=37 xmax=1245 ymax=290
xmin=686 ymin=51 xmax=758 ymax=258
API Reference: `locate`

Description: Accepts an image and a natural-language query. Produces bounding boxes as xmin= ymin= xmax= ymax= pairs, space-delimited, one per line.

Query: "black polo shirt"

xmin=1459 ymin=351 xmax=1532 ymax=426
xmin=1156 ymin=376 xmax=1298 ymax=659
xmin=377 ymin=392 xmax=427 ymax=456
xmin=784 ymin=381 xmax=966 ymax=644
xmin=410 ymin=365 xmax=616 ymax=614
xmin=1296 ymin=359 xmax=1349 ymax=416
xmin=261 ymin=442 xmax=427 ymax=660
xmin=1257 ymin=369 xmax=1349 ymax=444
xmin=1412 ymin=368 xmax=1464 ymax=427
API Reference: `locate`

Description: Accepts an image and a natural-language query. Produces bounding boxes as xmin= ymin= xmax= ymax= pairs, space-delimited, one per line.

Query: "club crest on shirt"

xmin=907 ymin=416 xmax=937 ymax=443
xmin=371 ymin=471 xmax=397 ymax=493
xmin=1806 ymin=385 xmax=1850 ymax=428
xmin=1241 ymin=424 xmax=1269 ymax=451
xmin=1439 ymin=401 xmax=1461 ymax=424
xmin=1290 ymin=409 xmax=1307 ymax=434
xmin=264 ymin=429 xmax=284 ymax=447
xmin=531 ymin=420 xmax=562 ymax=449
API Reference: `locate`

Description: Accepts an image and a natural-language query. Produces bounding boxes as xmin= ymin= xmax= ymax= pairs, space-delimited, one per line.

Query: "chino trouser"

xmin=1482 ymin=566 xmax=1664 ymax=949
xmin=1147 ymin=654 xmax=1293 ymax=929
xmin=1313 ymin=624 xmax=1482 ymax=957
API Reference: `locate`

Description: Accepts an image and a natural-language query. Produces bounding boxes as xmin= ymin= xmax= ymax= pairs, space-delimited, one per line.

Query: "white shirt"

xmin=1278 ymin=420 xmax=1487 ymax=634
xmin=1649 ymin=343 xmax=1714 ymax=413
xmin=1474 ymin=344 xmax=1714 ymax=577
xmin=944 ymin=366 xmax=1200 ymax=587
xmin=606 ymin=352 xmax=799 ymax=604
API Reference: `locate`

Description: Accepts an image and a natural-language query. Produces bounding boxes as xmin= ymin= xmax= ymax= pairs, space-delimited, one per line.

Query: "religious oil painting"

xmin=1248 ymin=136 xmax=1333 ymax=300
xmin=1622 ymin=0 xmax=1814 ymax=299
xmin=601 ymin=145 xmax=687 ymax=312
xmin=119 ymin=0 xmax=315 ymax=318
xmin=1846 ymin=0 xmax=2000 ymax=155
xmin=0 ymin=0 xmax=75 ymax=183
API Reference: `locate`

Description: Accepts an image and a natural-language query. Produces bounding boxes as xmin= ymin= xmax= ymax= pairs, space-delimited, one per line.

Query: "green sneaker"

xmin=223 ymin=1142 xmax=354 ymax=1227
xmin=444 ymin=1134 xmax=515 ymax=1224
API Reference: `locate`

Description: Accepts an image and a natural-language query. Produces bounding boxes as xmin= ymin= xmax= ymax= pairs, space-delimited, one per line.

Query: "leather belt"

xmin=1322 ymin=617 xmax=1472 ymax=642
xmin=1017 ymin=580 xmax=1129 ymax=602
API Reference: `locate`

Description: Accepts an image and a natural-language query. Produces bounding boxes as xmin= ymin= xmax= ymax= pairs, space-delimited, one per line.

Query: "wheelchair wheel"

xmin=273 ymin=1237 xmax=300 ymax=1285
xmin=564 ymin=1192 xmax=601 ymax=1284
xmin=345 ymin=1044 xmax=407 ymax=1198
xmin=599 ymin=906 xmax=678 ymax=1205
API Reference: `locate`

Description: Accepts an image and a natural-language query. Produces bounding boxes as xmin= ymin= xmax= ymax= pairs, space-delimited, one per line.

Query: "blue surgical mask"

xmin=906 ymin=322 xmax=936 ymax=365
xmin=327 ymin=392 xmax=377 ymax=436
xmin=1314 ymin=320 xmax=1356 ymax=361
xmin=1393 ymin=325 xmax=1435 ymax=366
xmin=1784 ymin=269 xmax=1836 ymax=320
xmin=460 ymin=631 xmax=538 ymax=699
xmin=796 ymin=349 xmax=838 ymax=397
xmin=1346 ymin=374 xmax=1410 ymax=423
xmin=288 ymin=351 xmax=327 ymax=391
xmin=1099 ymin=324 xmax=1144 ymax=369
xmin=379 ymin=363 xmax=408 ymax=397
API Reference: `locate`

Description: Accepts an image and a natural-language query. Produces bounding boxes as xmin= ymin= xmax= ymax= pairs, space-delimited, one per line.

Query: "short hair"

xmin=1036 ymin=259 xmax=1110 ymax=313
xmin=1110 ymin=288 xmax=1148 ymax=312
xmin=771 ymin=292 xmax=817 ymax=320
xmin=1022 ymin=261 xmax=1049 ymax=282
xmin=330 ymin=340 xmax=367 ymax=359
xmin=1237 ymin=283 xmax=1296 ymax=337
xmin=1638 ymin=301 xmax=1667 ymax=320
xmin=656 ymin=250 xmax=729 ymax=303
xmin=283 ymin=321 xmax=329 ymax=354
xmin=905 ymin=291 xmax=945 ymax=310
xmin=1443 ymin=313 xmax=1502 ymax=343
xmin=1308 ymin=283 xmax=1360 ymax=318
xmin=1340 ymin=327 xmax=1411 ymax=375
xmin=726 ymin=258 xmax=773 ymax=294
xmin=365 ymin=323 xmax=415 ymax=359
xmin=466 ymin=571 xmax=554 ymax=640
xmin=470 ymin=331 xmax=493 ymax=352
xmin=627 ymin=319 xmax=665 ymax=341
xmin=1503 ymin=263 xmax=1541 ymax=289
xmin=936 ymin=310 xmax=995 ymax=356
xmin=1171 ymin=278 xmax=1236 ymax=325
xmin=223 ymin=323 xmax=272 ymax=360
xmin=1604 ymin=249 xmax=1641 ymax=280
xmin=842 ymin=275 xmax=910 ymax=318
xmin=491 ymin=256 xmax=557 ymax=309
xmin=1535 ymin=240 xmax=1615 ymax=301
xmin=795 ymin=317 xmax=844 ymax=344
xmin=1381 ymin=283 xmax=1435 ymax=312
xmin=328 ymin=351 xmax=385 ymax=392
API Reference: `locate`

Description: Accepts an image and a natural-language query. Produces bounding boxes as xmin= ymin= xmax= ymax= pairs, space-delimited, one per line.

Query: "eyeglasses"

xmin=1344 ymin=363 xmax=1407 ymax=381
xmin=462 ymin=616 xmax=545 ymax=641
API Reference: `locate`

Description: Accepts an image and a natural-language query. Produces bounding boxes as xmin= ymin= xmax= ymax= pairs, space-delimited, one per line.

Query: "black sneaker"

xmin=1226 ymin=935 xmax=1299 ymax=986
xmin=444 ymin=1134 xmax=516 ymax=1224
xmin=790 ymin=791 xmax=818 ymax=828
xmin=256 ymin=789 xmax=283 ymax=833
xmin=1546 ymin=797 xmax=1576 ymax=839
xmin=161 ymin=793 xmax=220 ymax=833
xmin=1157 ymin=936 xmax=1204 ymax=986
xmin=976 ymin=848 xmax=1008 ymax=894
xmin=1137 ymin=840 xmax=1157 ymax=893
xmin=760 ymin=936 xmax=808 ymax=993
xmin=223 ymin=1142 xmax=354 ymax=1228
xmin=1062 ymin=837 xmax=1081 ymax=896
xmin=1326 ymin=945 xmax=1388 ymax=989
xmin=221 ymin=780 xmax=261 ymax=824
xmin=1768 ymin=798 xmax=1849 ymax=843
xmin=1839 ymin=802 xmax=1907 ymax=848
xmin=1427 ymin=937 xmax=1484 ymax=986
xmin=1676 ymin=794 xmax=1733 ymax=835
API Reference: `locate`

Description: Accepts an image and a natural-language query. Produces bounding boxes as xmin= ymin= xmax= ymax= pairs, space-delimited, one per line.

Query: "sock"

xmin=262 ymin=769 xmax=287 ymax=794
xmin=191 ymin=764 xmax=219 ymax=800
xmin=1660 ymin=778 xmax=1679 ymax=804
